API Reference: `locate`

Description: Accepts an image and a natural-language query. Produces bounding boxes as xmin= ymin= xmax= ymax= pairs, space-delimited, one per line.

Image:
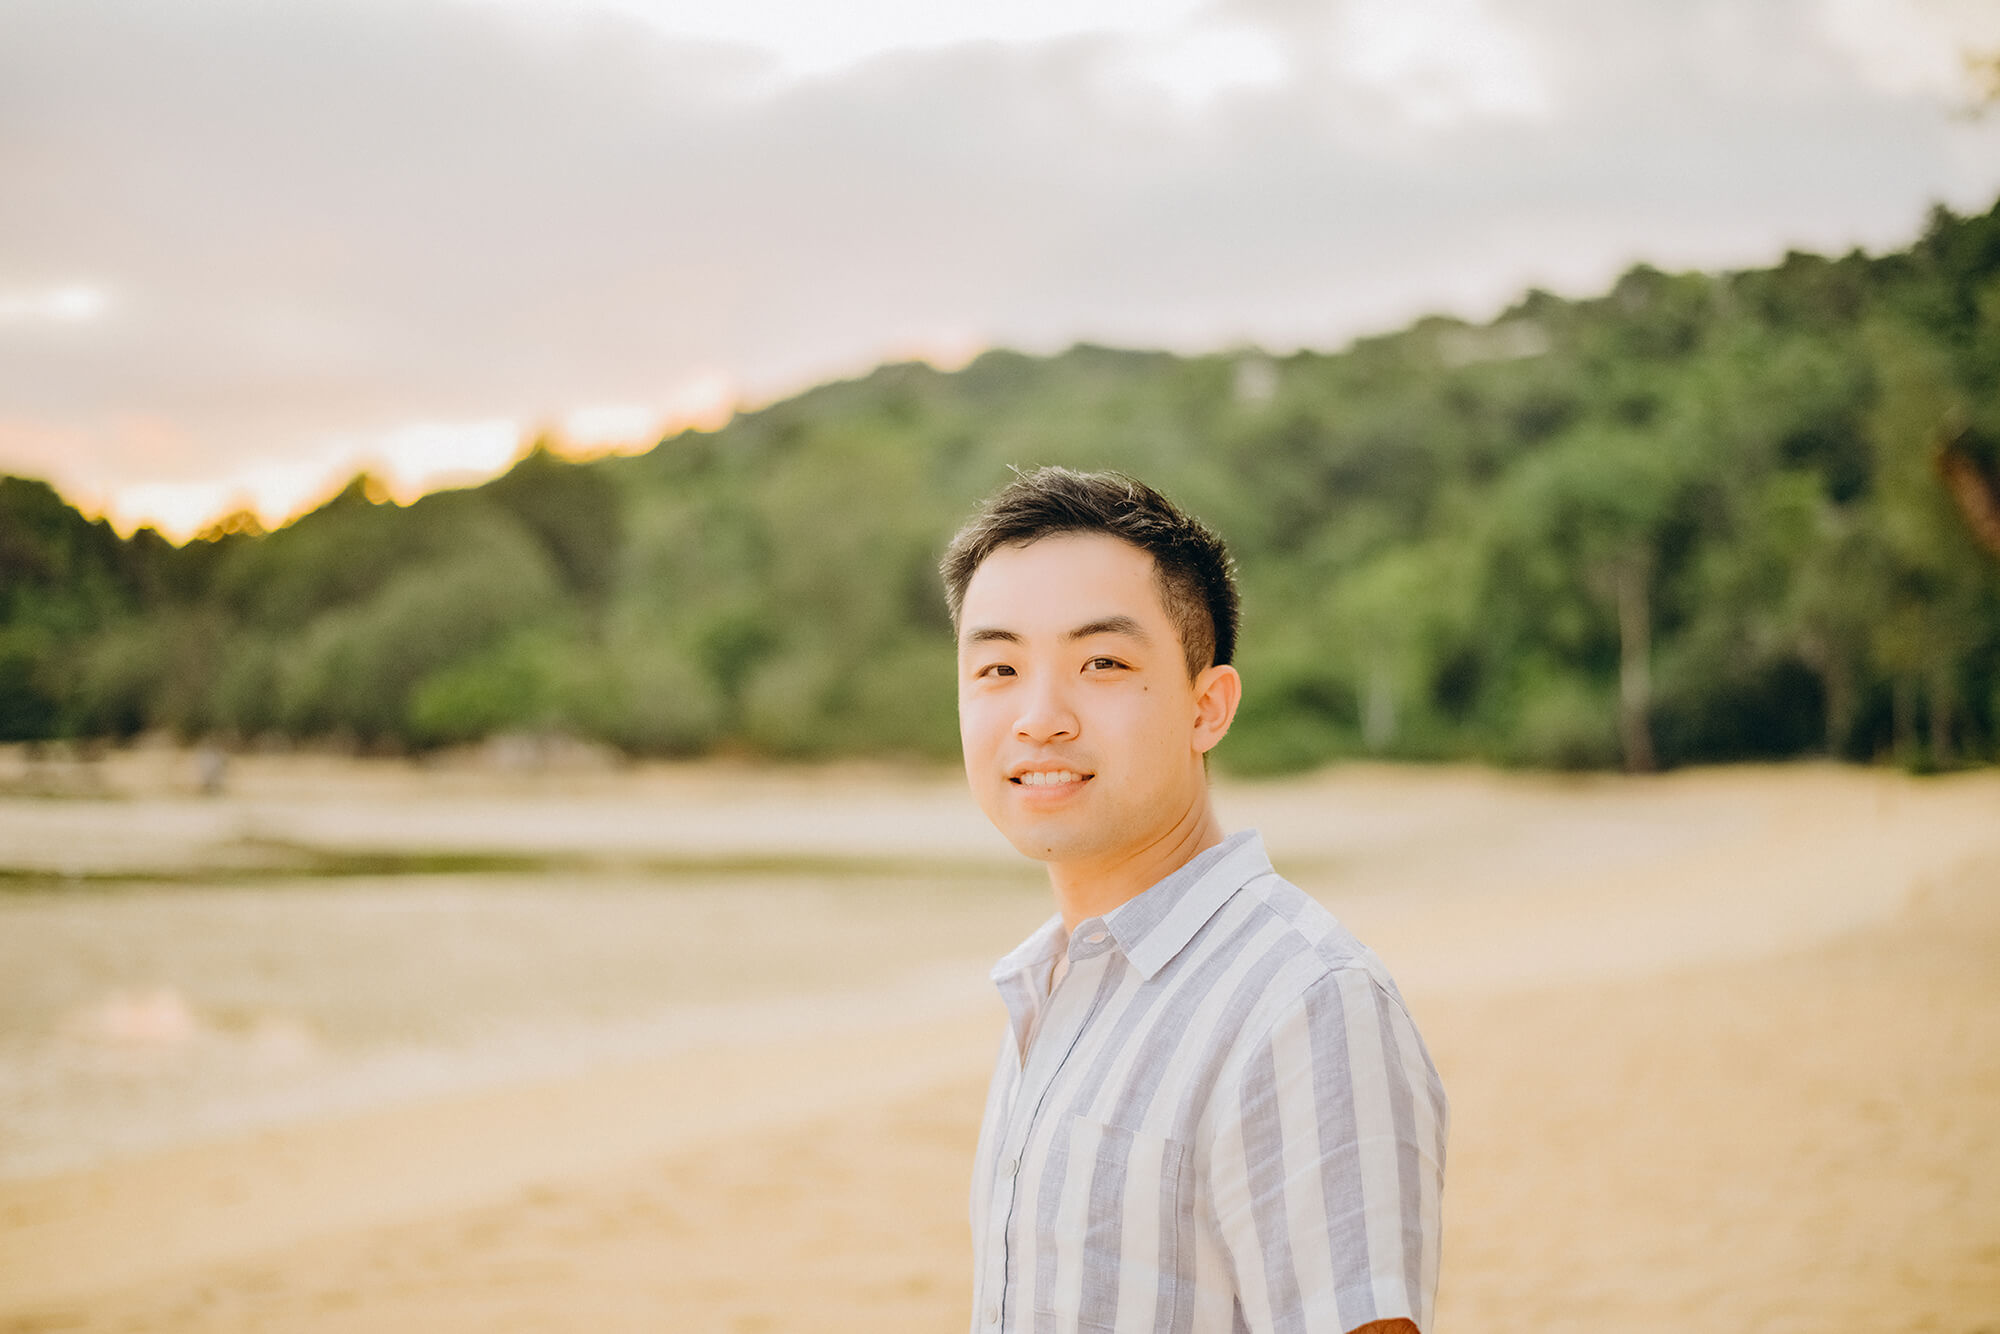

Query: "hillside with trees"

xmin=4 ymin=200 xmax=1998 ymax=772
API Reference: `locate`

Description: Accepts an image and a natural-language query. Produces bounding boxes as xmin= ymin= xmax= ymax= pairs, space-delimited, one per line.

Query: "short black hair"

xmin=940 ymin=467 xmax=1239 ymax=677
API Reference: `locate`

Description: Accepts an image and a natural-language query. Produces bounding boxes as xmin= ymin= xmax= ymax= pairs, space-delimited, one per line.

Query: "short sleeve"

xmin=1206 ymin=968 xmax=1448 ymax=1333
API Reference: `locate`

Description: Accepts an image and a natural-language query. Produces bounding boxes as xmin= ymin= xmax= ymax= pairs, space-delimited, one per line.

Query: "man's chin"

xmin=1000 ymin=822 xmax=1103 ymax=866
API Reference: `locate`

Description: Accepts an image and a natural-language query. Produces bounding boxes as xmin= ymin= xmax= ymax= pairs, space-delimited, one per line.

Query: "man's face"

xmin=955 ymin=532 xmax=1232 ymax=871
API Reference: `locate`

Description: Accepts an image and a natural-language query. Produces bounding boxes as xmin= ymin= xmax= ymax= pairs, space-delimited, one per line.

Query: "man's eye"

xmin=1085 ymin=657 xmax=1124 ymax=671
xmin=978 ymin=663 xmax=1016 ymax=678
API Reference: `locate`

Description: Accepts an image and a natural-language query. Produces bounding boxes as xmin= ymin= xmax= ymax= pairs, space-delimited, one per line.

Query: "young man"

xmin=941 ymin=468 xmax=1446 ymax=1334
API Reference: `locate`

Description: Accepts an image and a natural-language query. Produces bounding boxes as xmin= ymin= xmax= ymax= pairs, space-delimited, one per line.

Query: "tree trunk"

xmin=1892 ymin=675 xmax=1917 ymax=766
xmin=1936 ymin=433 xmax=2000 ymax=561
xmin=1614 ymin=554 xmax=1656 ymax=773
xmin=1799 ymin=631 xmax=1855 ymax=760
xmin=1363 ymin=659 xmax=1398 ymax=754
xmin=1822 ymin=652 xmax=1854 ymax=760
xmin=1928 ymin=659 xmax=1955 ymax=769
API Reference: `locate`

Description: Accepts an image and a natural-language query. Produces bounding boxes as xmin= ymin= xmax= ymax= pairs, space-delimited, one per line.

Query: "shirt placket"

xmin=977 ymin=923 xmax=1118 ymax=1333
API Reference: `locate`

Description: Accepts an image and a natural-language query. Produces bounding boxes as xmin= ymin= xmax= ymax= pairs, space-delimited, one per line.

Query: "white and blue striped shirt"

xmin=970 ymin=830 xmax=1447 ymax=1334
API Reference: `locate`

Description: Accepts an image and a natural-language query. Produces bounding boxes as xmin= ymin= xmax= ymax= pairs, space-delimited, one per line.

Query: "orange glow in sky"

xmin=65 ymin=371 xmax=744 ymax=542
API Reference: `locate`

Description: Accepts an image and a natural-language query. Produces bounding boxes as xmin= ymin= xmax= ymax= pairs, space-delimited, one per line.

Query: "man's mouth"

xmin=1010 ymin=769 xmax=1091 ymax=787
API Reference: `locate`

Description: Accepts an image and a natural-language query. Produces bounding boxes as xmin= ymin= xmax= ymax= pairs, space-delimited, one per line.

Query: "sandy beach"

xmin=1 ymin=749 xmax=1996 ymax=1332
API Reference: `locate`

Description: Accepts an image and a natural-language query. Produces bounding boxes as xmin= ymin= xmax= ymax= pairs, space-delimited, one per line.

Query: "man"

xmin=941 ymin=467 xmax=1446 ymax=1334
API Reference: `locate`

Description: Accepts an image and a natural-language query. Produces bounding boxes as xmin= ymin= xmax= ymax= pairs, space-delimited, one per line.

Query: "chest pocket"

xmin=1039 ymin=1114 xmax=1192 ymax=1333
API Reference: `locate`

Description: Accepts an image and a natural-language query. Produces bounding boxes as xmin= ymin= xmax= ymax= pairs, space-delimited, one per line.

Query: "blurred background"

xmin=2 ymin=1 xmax=1999 ymax=1331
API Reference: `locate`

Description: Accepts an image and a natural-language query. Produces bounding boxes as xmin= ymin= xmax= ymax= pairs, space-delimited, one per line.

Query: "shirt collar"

xmin=988 ymin=830 xmax=1273 ymax=989
xmin=990 ymin=911 xmax=1068 ymax=987
xmin=1104 ymin=829 xmax=1269 ymax=980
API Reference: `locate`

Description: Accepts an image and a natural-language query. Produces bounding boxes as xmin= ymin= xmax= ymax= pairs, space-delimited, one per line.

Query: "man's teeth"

xmin=1018 ymin=770 xmax=1083 ymax=786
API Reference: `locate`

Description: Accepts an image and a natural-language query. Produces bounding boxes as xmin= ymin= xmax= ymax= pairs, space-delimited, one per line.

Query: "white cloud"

xmin=1329 ymin=0 xmax=1554 ymax=127
xmin=1111 ymin=20 xmax=1292 ymax=110
xmin=0 ymin=285 xmax=111 ymax=325
xmin=473 ymin=0 xmax=1211 ymax=78
xmin=1816 ymin=0 xmax=2000 ymax=102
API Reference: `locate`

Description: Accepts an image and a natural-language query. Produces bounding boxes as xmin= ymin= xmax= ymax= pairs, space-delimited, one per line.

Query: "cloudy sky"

xmin=4 ymin=0 xmax=1999 ymax=538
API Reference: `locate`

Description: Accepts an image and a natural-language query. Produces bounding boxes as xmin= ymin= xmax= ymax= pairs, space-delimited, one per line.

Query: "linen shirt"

xmin=969 ymin=831 xmax=1447 ymax=1334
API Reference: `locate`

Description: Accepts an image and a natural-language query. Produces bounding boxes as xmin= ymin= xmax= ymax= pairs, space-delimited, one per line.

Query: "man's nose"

xmin=1013 ymin=674 xmax=1079 ymax=742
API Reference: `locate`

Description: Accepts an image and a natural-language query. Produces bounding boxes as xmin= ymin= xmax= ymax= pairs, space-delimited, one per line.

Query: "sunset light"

xmin=90 ymin=371 xmax=746 ymax=540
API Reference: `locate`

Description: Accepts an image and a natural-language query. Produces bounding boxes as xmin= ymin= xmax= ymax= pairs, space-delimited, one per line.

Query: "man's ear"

xmin=1191 ymin=663 xmax=1242 ymax=755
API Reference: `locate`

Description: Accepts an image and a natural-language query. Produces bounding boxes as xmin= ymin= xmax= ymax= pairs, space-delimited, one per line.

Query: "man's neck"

xmin=1047 ymin=797 xmax=1228 ymax=933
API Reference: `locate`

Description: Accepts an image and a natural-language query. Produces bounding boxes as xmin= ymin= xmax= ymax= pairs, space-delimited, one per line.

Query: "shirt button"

xmin=1003 ymin=1157 xmax=1018 ymax=1177
xmin=986 ymin=1303 xmax=1000 ymax=1324
xmin=1084 ymin=931 xmax=1107 ymax=944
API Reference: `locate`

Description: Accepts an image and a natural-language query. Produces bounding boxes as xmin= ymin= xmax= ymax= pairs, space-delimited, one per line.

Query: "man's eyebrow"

xmin=1067 ymin=615 xmax=1151 ymax=643
xmin=962 ymin=626 xmax=1022 ymax=645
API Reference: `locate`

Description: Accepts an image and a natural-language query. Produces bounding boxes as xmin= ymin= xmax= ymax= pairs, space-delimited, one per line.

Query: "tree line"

xmin=3 ymin=200 xmax=1998 ymax=772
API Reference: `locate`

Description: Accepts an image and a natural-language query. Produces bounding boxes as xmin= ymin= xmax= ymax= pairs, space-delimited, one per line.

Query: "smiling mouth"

xmin=1011 ymin=770 xmax=1091 ymax=787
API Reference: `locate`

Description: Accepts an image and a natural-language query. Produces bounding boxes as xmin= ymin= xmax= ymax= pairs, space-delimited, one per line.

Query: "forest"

xmin=3 ymin=200 xmax=1998 ymax=773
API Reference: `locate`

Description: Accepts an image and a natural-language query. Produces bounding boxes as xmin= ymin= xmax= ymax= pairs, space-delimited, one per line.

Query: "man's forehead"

xmin=964 ymin=532 xmax=1157 ymax=597
xmin=959 ymin=533 xmax=1172 ymax=635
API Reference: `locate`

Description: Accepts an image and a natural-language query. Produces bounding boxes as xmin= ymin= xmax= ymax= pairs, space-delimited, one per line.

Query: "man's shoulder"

xmin=1226 ymin=869 xmax=1410 ymax=1017
xmin=1185 ymin=869 xmax=1434 ymax=1124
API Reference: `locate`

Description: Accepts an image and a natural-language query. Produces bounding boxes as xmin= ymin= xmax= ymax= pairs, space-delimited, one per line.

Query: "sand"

xmin=1 ymin=752 xmax=1996 ymax=1333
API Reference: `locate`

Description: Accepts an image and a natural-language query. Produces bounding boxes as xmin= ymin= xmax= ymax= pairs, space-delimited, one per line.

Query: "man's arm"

xmin=1208 ymin=968 xmax=1447 ymax=1334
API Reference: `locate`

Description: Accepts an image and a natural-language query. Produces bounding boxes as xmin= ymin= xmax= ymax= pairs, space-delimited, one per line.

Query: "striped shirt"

xmin=970 ymin=830 xmax=1447 ymax=1334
